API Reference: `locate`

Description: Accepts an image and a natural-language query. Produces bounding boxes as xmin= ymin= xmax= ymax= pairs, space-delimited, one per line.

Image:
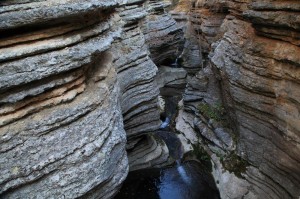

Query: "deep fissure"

xmin=116 ymin=63 xmax=221 ymax=198
xmin=1 ymin=0 xmax=299 ymax=198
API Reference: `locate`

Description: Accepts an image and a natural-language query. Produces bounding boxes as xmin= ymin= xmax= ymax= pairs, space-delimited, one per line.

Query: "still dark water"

xmin=114 ymin=160 xmax=220 ymax=199
xmin=115 ymin=88 xmax=220 ymax=199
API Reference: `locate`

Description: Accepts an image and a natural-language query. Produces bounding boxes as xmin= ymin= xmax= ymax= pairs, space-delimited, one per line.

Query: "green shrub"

xmin=221 ymin=153 xmax=249 ymax=178
xmin=192 ymin=144 xmax=212 ymax=172
xmin=198 ymin=102 xmax=225 ymax=121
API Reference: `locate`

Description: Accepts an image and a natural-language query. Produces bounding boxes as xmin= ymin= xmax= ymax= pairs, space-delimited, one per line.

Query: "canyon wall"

xmin=113 ymin=0 xmax=172 ymax=171
xmin=141 ymin=0 xmax=184 ymax=64
xmin=1 ymin=0 xmax=298 ymax=198
xmin=0 ymin=0 xmax=183 ymax=197
xmin=172 ymin=0 xmax=300 ymax=198
xmin=0 ymin=1 xmax=128 ymax=198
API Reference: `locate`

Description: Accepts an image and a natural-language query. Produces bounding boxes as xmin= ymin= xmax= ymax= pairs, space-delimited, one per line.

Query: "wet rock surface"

xmin=115 ymin=161 xmax=220 ymax=199
xmin=115 ymin=92 xmax=220 ymax=199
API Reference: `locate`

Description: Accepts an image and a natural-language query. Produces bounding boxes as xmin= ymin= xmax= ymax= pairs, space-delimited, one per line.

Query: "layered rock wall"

xmin=172 ymin=0 xmax=300 ymax=198
xmin=113 ymin=0 xmax=170 ymax=171
xmin=2 ymin=0 xmax=298 ymax=198
xmin=0 ymin=1 xmax=128 ymax=198
xmin=141 ymin=0 xmax=184 ymax=64
xmin=212 ymin=4 xmax=300 ymax=197
xmin=0 ymin=0 xmax=185 ymax=197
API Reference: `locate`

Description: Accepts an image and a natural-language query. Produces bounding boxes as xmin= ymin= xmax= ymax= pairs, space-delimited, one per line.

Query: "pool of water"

xmin=115 ymin=92 xmax=220 ymax=199
xmin=115 ymin=126 xmax=220 ymax=199
xmin=114 ymin=160 xmax=220 ymax=199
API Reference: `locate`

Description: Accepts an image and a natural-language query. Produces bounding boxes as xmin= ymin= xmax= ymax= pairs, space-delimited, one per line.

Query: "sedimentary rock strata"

xmin=173 ymin=0 xmax=300 ymax=198
xmin=1 ymin=0 xmax=299 ymax=198
xmin=0 ymin=1 xmax=128 ymax=198
xmin=141 ymin=0 xmax=184 ymax=64
xmin=0 ymin=0 xmax=186 ymax=196
xmin=114 ymin=0 xmax=172 ymax=171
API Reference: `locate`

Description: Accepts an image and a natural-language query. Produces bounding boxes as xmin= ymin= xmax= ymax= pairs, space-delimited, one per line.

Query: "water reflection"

xmin=115 ymin=90 xmax=220 ymax=199
xmin=115 ymin=161 xmax=220 ymax=199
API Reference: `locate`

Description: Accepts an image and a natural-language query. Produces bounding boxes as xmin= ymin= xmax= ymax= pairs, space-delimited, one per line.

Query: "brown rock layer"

xmin=0 ymin=1 xmax=129 ymax=198
xmin=172 ymin=0 xmax=300 ymax=198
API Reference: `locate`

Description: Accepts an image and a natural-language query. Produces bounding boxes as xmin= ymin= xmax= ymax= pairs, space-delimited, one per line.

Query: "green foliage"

xmin=191 ymin=144 xmax=212 ymax=172
xmin=198 ymin=102 xmax=225 ymax=122
xmin=215 ymin=150 xmax=225 ymax=162
xmin=221 ymin=153 xmax=249 ymax=178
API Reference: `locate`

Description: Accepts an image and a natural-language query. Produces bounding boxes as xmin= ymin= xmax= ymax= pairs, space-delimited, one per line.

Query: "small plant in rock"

xmin=215 ymin=150 xmax=225 ymax=162
xmin=198 ymin=102 xmax=224 ymax=122
xmin=184 ymin=144 xmax=212 ymax=171
xmin=221 ymin=152 xmax=249 ymax=178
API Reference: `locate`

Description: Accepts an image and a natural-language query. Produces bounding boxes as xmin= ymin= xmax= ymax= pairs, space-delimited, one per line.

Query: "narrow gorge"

xmin=0 ymin=0 xmax=299 ymax=199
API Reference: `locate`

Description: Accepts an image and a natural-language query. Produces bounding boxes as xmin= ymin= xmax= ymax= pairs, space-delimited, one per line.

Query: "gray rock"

xmin=171 ymin=0 xmax=300 ymax=198
xmin=0 ymin=52 xmax=128 ymax=198
xmin=114 ymin=0 xmax=170 ymax=171
xmin=128 ymin=135 xmax=170 ymax=171
xmin=141 ymin=0 xmax=184 ymax=64
xmin=0 ymin=2 xmax=128 ymax=198
xmin=214 ymin=128 xmax=234 ymax=150
xmin=155 ymin=65 xmax=187 ymax=88
xmin=0 ymin=0 xmax=120 ymax=30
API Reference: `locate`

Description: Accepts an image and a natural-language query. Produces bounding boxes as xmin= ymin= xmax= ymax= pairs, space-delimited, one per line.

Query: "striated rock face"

xmin=141 ymin=0 xmax=184 ymax=64
xmin=3 ymin=0 xmax=298 ymax=198
xmin=212 ymin=14 xmax=300 ymax=199
xmin=115 ymin=0 xmax=161 ymax=139
xmin=113 ymin=0 xmax=173 ymax=171
xmin=212 ymin=1 xmax=300 ymax=198
xmin=155 ymin=65 xmax=187 ymax=89
xmin=0 ymin=0 xmax=186 ymax=196
xmin=0 ymin=1 xmax=129 ymax=198
xmin=172 ymin=0 xmax=300 ymax=198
